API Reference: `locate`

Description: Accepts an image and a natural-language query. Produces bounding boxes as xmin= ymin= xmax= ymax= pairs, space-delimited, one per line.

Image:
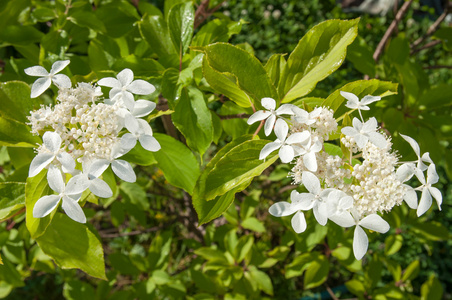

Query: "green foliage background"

xmin=0 ymin=0 xmax=450 ymax=299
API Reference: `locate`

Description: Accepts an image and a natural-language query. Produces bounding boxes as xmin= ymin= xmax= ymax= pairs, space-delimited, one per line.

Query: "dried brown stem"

xmin=219 ymin=113 xmax=250 ymax=120
xmin=411 ymin=3 xmax=450 ymax=50
xmin=410 ymin=40 xmax=441 ymax=55
xmin=373 ymin=0 xmax=413 ymax=62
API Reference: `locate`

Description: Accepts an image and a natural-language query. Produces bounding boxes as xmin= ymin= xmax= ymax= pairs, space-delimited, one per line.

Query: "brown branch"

xmin=411 ymin=3 xmax=450 ymax=50
xmin=252 ymin=120 xmax=264 ymax=138
xmin=373 ymin=0 xmax=413 ymax=62
xmin=99 ymin=224 xmax=170 ymax=238
xmin=410 ymin=40 xmax=442 ymax=55
xmin=423 ymin=65 xmax=452 ymax=69
xmin=158 ymin=95 xmax=179 ymax=140
xmin=219 ymin=113 xmax=250 ymax=120
xmin=326 ymin=285 xmax=339 ymax=300
xmin=194 ymin=0 xmax=227 ymax=29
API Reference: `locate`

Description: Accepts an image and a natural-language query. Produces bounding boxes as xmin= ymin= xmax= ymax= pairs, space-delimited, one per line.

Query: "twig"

xmin=423 ymin=65 xmax=452 ymax=69
xmin=219 ymin=113 xmax=250 ymax=120
xmin=194 ymin=0 xmax=227 ymax=29
xmin=411 ymin=3 xmax=450 ymax=50
xmin=373 ymin=0 xmax=413 ymax=62
xmin=99 ymin=224 xmax=170 ymax=238
xmin=326 ymin=285 xmax=339 ymax=300
xmin=252 ymin=120 xmax=264 ymax=138
xmin=158 ymin=95 xmax=179 ymax=140
xmin=410 ymin=40 xmax=441 ymax=55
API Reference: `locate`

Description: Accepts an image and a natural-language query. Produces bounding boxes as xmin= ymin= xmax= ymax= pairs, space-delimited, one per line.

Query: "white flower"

xmin=259 ymin=119 xmax=310 ymax=163
xmin=29 ymin=131 xmax=75 ymax=177
xmin=121 ymin=115 xmax=161 ymax=152
xmin=247 ymin=97 xmax=296 ymax=136
xmin=72 ymin=161 xmax=113 ymax=198
xmin=341 ymin=91 xmax=381 ymax=112
xmin=415 ymin=164 xmax=442 ymax=216
xmin=400 ymin=134 xmax=432 ymax=172
xmin=24 ymin=60 xmax=71 ymax=98
xmin=326 ymin=190 xmax=353 ymax=218
xmin=341 ymin=117 xmax=387 ymax=149
xmin=329 ymin=210 xmax=390 ymax=260
xmin=97 ymin=69 xmax=155 ymax=111
xmin=89 ymin=144 xmax=136 ymax=183
xmin=33 ymin=166 xmax=89 ymax=223
xmin=295 ymin=136 xmax=322 ymax=172
xmin=292 ymin=106 xmax=317 ymax=126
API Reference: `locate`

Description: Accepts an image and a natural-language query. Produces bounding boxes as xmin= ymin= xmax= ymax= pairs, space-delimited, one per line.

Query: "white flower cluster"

xmin=25 ymin=61 xmax=160 ymax=223
xmin=249 ymin=91 xmax=442 ymax=260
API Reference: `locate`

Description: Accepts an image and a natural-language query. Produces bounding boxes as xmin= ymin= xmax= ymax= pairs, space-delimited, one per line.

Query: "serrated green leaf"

xmin=279 ymin=19 xmax=359 ymax=103
xmin=168 ymin=1 xmax=194 ymax=58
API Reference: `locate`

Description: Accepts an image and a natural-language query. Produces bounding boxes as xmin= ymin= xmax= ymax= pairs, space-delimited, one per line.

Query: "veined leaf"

xmin=0 ymin=182 xmax=25 ymax=221
xmin=264 ymin=54 xmax=286 ymax=89
xmin=0 ymin=81 xmax=35 ymax=124
xmin=168 ymin=1 xmax=194 ymax=58
xmin=279 ymin=19 xmax=359 ymax=103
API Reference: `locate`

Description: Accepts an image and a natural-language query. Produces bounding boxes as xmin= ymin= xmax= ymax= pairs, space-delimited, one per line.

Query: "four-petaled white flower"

xmin=247 ymin=97 xmax=296 ymax=136
xmin=33 ymin=166 xmax=89 ymax=223
xmin=98 ymin=69 xmax=155 ymax=111
xmin=341 ymin=117 xmax=387 ymax=149
xmin=25 ymin=60 xmax=72 ymax=98
xmin=291 ymin=106 xmax=317 ymax=125
xmin=121 ymin=115 xmax=161 ymax=152
xmin=268 ymin=190 xmax=311 ymax=233
xmin=89 ymin=144 xmax=136 ymax=183
xmin=295 ymin=136 xmax=322 ymax=172
xmin=415 ymin=164 xmax=442 ymax=216
xmin=341 ymin=91 xmax=381 ymax=117
xmin=400 ymin=134 xmax=432 ymax=172
xmin=259 ymin=119 xmax=310 ymax=163
xmin=29 ymin=131 xmax=75 ymax=177
xmin=71 ymin=161 xmax=114 ymax=199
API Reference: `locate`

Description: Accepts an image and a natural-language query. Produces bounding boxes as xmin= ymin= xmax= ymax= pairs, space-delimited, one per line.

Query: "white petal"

xmin=97 ymin=77 xmax=120 ymax=88
xmin=353 ymin=225 xmax=369 ymax=260
xmin=314 ymin=203 xmax=328 ymax=226
xmin=127 ymin=80 xmax=155 ymax=95
xmin=360 ymin=95 xmax=381 ymax=105
xmin=276 ymin=104 xmax=296 ymax=116
xmin=400 ymin=134 xmax=421 ymax=157
xmin=65 ymin=174 xmax=90 ymax=195
xmin=121 ymin=133 xmax=137 ymax=151
xmin=89 ymin=178 xmax=113 ymax=198
xmin=396 ymin=163 xmax=415 ymax=182
xmin=122 ymin=91 xmax=136 ymax=111
xmin=291 ymin=192 xmax=315 ymax=211
xmin=33 ymin=195 xmax=61 ymax=218
xmin=426 ymin=164 xmax=439 ymax=185
xmin=124 ymin=114 xmax=140 ymax=134
xmin=56 ymin=152 xmax=75 ymax=174
xmin=50 ymin=60 xmax=70 ymax=74
xmin=291 ymin=211 xmax=307 ymax=233
xmin=339 ymin=196 xmax=354 ymax=210
xmin=62 ymin=196 xmax=86 ymax=223
xmin=89 ymin=159 xmax=110 ymax=178
xmin=247 ymin=110 xmax=271 ymax=125
xmin=132 ymin=100 xmax=156 ymax=117
xmin=264 ymin=114 xmax=276 ymax=136
xmin=30 ymin=77 xmax=52 ymax=98
xmin=47 ymin=165 xmax=65 ymax=194
xmin=259 ymin=142 xmax=281 ymax=160
xmin=359 ymin=214 xmax=390 ymax=233
xmin=362 ymin=117 xmax=378 ymax=133
xmin=29 ymin=153 xmax=54 ymax=177
xmin=273 ymin=118 xmax=288 ymax=141
xmin=428 ymin=187 xmax=442 ymax=209
xmin=352 ymin=118 xmax=363 ymax=131
xmin=261 ymin=97 xmax=276 ymax=110
xmin=137 ymin=119 xmax=153 ymax=136
xmin=341 ymin=126 xmax=358 ymax=137
xmin=112 ymin=160 xmax=136 ymax=182
xmin=302 ymin=171 xmax=321 ymax=195
xmin=367 ymin=132 xmax=387 ymax=148
xmin=286 ymin=131 xmax=310 ymax=145
xmin=24 ymin=65 xmax=49 ymax=76
xmin=269 ymin=201 xmax=295 ymax=217
xmin=139 ymin=135 xmax=161 ymax=152
xmin=421 ymin=152 xmax=433 ymax=164
xmin=340 ymin=91 xmax=359 ymax=108
xmin=43 ymin=131 xmax=62 ymax=153
xmin=52 ymin=74 xmax=72 ymax=88
xmin=354 ymin=134 xmax=368 ymax=149
xmin=117 ymin=68 xmax=134 ymax=86
xmin=403 ymin=186 xmax=418 ymax=209
xmin=303 ymin=151 xmax=318 ymax=172
xmin=417 ymin=188 xmax=432 ymax=217
xmin=311 ymin=140 xmax=322 ymax=153
xmin=414 ymin=168 xmax=426 ymax=185
xmin=329 ymin=212 xmax=355 ymax=228
xmin=279 ymin=145 xmax=295 ymax=163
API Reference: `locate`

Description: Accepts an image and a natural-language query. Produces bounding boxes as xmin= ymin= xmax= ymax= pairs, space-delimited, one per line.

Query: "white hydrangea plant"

xmin=25 ymin=61 xmax=161 ymax=224
xmin=250 ymin=94 xmax=442 ymax=260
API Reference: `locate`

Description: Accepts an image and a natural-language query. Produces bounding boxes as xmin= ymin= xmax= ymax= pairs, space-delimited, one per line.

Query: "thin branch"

xmin=252 ymin=120 xmax=264 ymax=138
xmin=411 ymin=3 xmax=450 ymax=50
xmin=373 ymin=0 xmax=413 ymax=62
xmin=219 ymin=113 xmax=250 ymax=120
xmin=326 ymin=285 xmax=339 ymax=300
xmin=194 ymin=0 xmax=227 ymax=29
xmin=410 ymin=40 xmax=441 ymax=55
xmin=99 ymin=224 xmax=169 ymax=238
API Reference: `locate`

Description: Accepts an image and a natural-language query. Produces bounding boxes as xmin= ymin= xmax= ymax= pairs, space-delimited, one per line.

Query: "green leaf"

xmin=0 ymin=25 xmax=44 ymax=46
xmin=419 ymin=84 xmax=452 ymax=109
xmin=264 ymin=54 xmax=286 ymax=89
xmin=0 ymin=117 xmax=40 ymax=147
xmin=25 ymin=171 xmax=53 ymax=239
xmin=0 ymin=182 xmax=25 ymax=221
xmin=202 ymin=58 xmax=251 ymax=107
xmin=63 ymin=280 xmax=96 ymax=300
xmin=121 ymin=143 xmax=158 ymax=166
xmin=248 ymin=266 xmax=273 ymax=296
xmin=241 ymin=217 xmax=265 ymax=233
xmin=303 ymin=254 xmax=329 ymax=289
xmin=152 ymin=133 xmax=200 ymax=194
xmin=322 ymin=79 xmax=398 ymax=115
xmin=194 ymin=247 xmax=230 ymax=264
xmin=192 ymin=19 xmax=230 ymax=47
xmin=203 ymin=139 xmax=278 ymax=200
xmin=36 ymin=213 xmax=106 ymax=280
xmin=279 ymin=19 xmax=359 ymax=103
xmin=345 ymin=279 xmax=366 ymax=297
xmin=402 ymin=260 xmax=420 ymax=282
xmin=384 ymin=234 xmax=403 ymax=256
xmin=168 ymin=1 xmax=194 ymax=58
xmin=109 ymin=253 xmax=140 ymax=276
xmin=0 ymin=81 xmax=35 ymax=124
xmin=284 ymin=253 xmax=313 ymax=279
xmin=172 ymin=87 xmax=213 ymax=156
xmin=346 ymin=37 xmax=376 ymax=77
xmin=138 ymin=15 xmax=178 ymax=67
xmin=433 ymin=27 xmax=452 ymax=51
xmin=421 ymin=275 xmax=443 ymax=300
xmin=236 ymin=235 xmax=254 ymax=263
xmin=69 ymin=11 xmax=106 ymax=33
xmin=196 ymin=43 xmax=279 ymax=107
xmin=410 ymin=221 xmax=450 ymax=241
xmin=95 ymin=2 xmax=138 ymax=38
